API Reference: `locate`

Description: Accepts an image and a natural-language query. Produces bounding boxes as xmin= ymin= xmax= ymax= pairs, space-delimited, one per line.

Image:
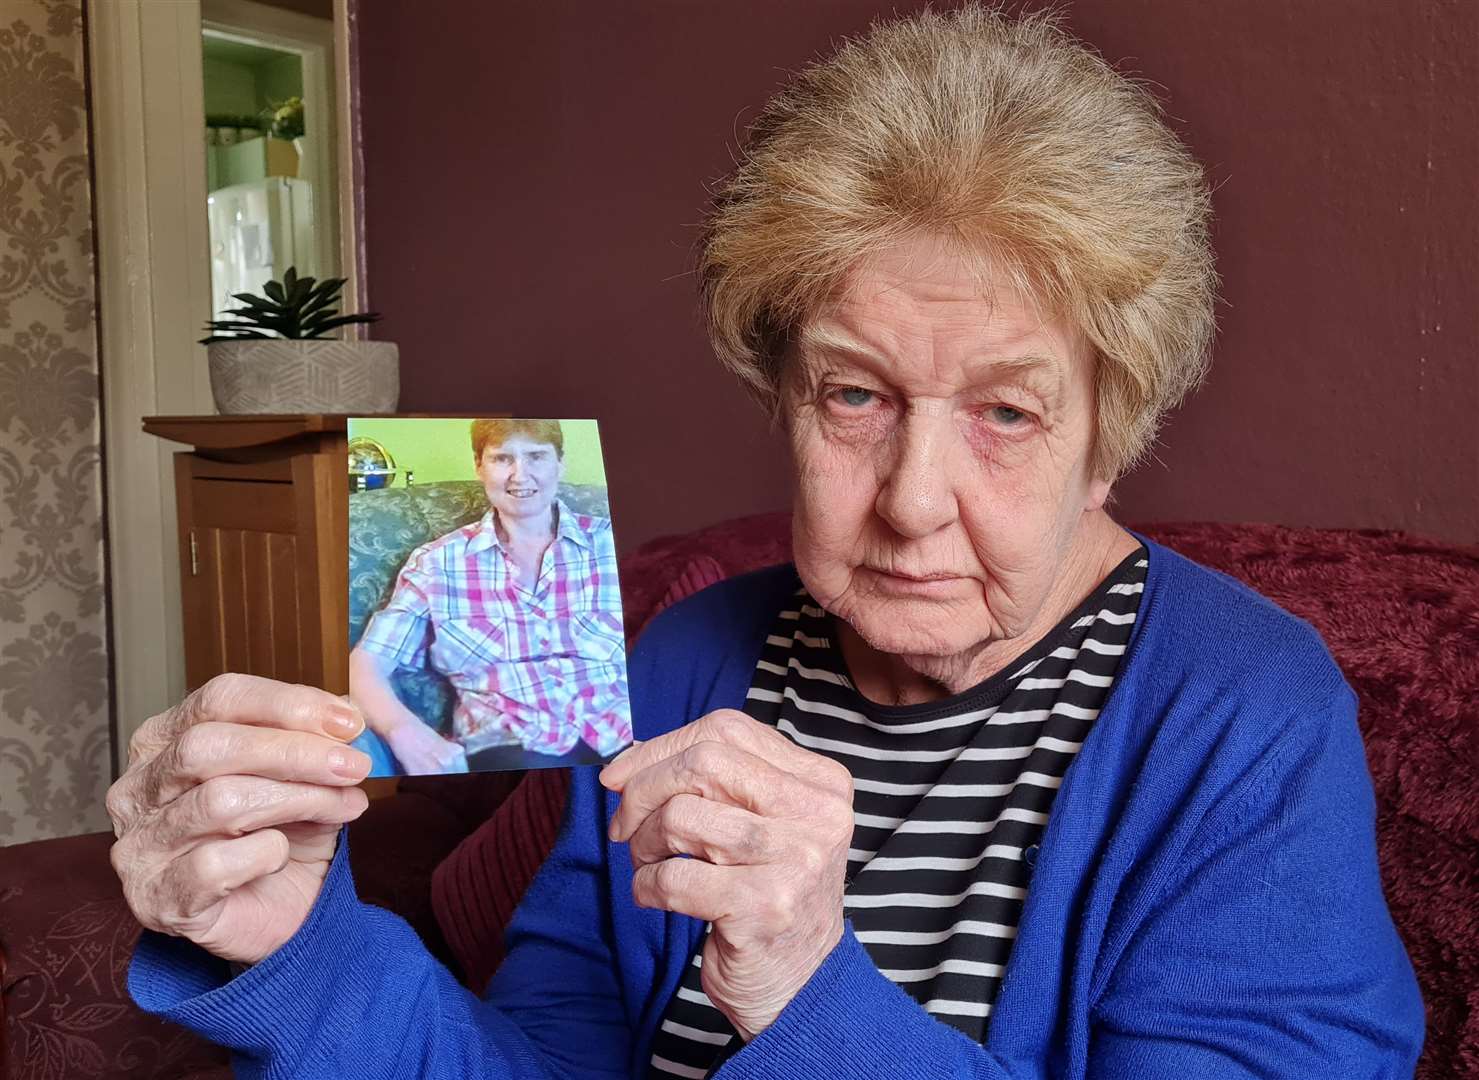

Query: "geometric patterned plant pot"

xmin=207 ymin=339 xmax=400 ymax=414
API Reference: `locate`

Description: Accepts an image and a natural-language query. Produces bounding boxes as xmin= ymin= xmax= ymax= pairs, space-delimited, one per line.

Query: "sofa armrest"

xmin=0 ymin=781 xmax=497 ymax=1080
xmin=0 ymin=829 xmax=229 ymax=1077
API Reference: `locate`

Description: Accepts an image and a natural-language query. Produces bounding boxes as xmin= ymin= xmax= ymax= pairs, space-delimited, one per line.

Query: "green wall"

xmin=258 ymin=53 xmax=304 ymax=114
xmin=203 ymin=56 xmax=259 ymax=117
xmin=202 ymin=42 xmax=304 ymax=119
xmin=347 ymin=417 xmax=608 ymax=488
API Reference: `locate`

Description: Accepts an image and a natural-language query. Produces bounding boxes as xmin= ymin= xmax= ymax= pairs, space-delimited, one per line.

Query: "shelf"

xmin=144 ymin=413 xmax=347 ymax=450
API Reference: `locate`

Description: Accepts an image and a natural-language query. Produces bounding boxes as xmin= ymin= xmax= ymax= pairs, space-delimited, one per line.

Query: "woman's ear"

xmin=1084 ymin=476 xmax=1112 ymax=512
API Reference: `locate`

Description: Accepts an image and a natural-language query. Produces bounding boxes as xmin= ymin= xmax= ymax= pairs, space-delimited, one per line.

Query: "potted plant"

xmin=264 ymin=95 xmax=306 ymax=155
xmin=201 ymin=267 xmax=399 ymax=414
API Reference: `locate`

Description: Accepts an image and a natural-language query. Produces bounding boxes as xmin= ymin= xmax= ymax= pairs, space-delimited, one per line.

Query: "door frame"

xmin=87 ymin=0 xmax=363 ymax=771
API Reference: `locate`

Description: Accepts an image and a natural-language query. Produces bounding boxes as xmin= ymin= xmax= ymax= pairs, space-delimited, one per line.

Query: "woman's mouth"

xmin=864 ymin=566 xmax=967 ymax=596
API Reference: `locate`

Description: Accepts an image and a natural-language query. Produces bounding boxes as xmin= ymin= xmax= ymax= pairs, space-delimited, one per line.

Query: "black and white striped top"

xmin=647 ymin=549 xmax=1148 ymax=1079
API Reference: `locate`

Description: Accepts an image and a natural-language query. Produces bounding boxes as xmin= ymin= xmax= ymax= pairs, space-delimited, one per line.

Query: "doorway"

xmin=88 ymin=0 xmax=362 ymax=768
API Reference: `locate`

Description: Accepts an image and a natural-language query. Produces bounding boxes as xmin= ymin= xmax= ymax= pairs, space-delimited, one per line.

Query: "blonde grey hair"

xmin=697 ymin=4 xmax=1218 ymax=478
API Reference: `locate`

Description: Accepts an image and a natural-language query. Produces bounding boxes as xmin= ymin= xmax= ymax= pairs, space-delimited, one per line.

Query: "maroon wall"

xmin=356 ymin=1 xmax=1478 ymax=551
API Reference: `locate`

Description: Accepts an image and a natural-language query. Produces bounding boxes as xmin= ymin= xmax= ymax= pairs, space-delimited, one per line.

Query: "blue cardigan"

xmin=130 ymin=538 xmax=1424 ymax=1078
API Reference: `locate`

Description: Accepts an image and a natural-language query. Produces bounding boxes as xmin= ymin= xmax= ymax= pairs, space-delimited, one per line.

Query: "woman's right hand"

xmin=385 ymin=717 xmax=469 ymax=774
xmin=106 ymin=674 xmax=373 ymax=965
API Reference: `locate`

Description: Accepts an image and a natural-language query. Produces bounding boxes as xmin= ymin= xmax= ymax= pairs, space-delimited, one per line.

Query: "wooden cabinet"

xmin=144 ymin=415 xmax=348 ymax=696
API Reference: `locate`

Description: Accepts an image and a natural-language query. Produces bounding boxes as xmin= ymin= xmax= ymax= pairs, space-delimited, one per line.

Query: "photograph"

xmin=345 ymin=417 xmax=632 ymax=776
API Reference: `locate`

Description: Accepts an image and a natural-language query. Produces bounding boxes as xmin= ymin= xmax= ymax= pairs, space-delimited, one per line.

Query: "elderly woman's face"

xmin=478 ymin=435 xmax=564 ymax=526
xmin=784 ymin=234 xmax=1112 ymax=664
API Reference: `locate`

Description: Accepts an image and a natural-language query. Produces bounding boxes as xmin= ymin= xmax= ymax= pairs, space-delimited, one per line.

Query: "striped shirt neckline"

xmin=647 ymin=549 xmax=1148 ymax=1079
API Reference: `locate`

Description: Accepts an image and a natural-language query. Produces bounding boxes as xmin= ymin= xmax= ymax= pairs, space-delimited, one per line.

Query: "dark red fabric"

xmin=617 ymin=512 xmax=792 ymax=636
xmin=430 ymin=518 xmax=1478 ymax=1080
xmin=0 ymin=781 xmax=479 ymax=1079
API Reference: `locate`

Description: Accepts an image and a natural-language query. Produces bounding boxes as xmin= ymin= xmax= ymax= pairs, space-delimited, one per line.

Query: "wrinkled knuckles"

xmin=104 ymin=778 xmax=135 ymax=835
xmin=659 ymin=792 xmax=704 ymax=840
xmin=679 ymin=741 xmax=731 ymax=788
xmin=184 ymin=839 xmax=235 ymax=890
xmin=793 ymin=840 xmax=830 ymax=877
xmin=651 ymin=856 xmax=696 ymax=902
xmin=119 ymin=873 xmax=163 ymax=932
xmin=107 ymin=836 xmax=133 ymax=880
xmin=172 ymin=721 xmax=231 ymax=779
xmin=127 ymin=713 xmax=168 ymax=766
xmin=703 ymin=709 xmax=753 ymax=744
xmin=284 ymin=683 xmax=329 ymax=731
xmin=197 ymin=775 xmax=255 ymax=828
xmin=819 ymin=794 xmax=855 ymax=841
xmin=820 ymin=757 xmax=854 ymax=797
xmin=189 ymin=673 xmax=250 ymax=727
xmin=763 ymin=887 xmax=800 ymax=928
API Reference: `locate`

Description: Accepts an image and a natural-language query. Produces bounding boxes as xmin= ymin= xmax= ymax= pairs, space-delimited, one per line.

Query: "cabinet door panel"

xmin=215 ymin=528 xmax=250 ymax=673
xmin=184 ymin=525 xmax=224 ymax=691
xmin=185 ymin=526 xmax=305 ymax=689
xmin=268 ymin=532 xmax=303 ymax=680
xmin=173 ymin=445 xmax=343 ymax=695
xmin=244 ymin=532 xmax=275 ymax=676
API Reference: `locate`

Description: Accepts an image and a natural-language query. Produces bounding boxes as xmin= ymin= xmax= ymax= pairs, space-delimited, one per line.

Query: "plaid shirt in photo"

xmin=356 ymin=501 xmax=632 ymax=757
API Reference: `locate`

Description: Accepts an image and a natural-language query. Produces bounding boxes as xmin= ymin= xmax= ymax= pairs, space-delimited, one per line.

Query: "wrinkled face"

xmin=477 ymin=435 xmax=564 ymax=526
xmin=785 ymin=234 xmax=1111 ymax=662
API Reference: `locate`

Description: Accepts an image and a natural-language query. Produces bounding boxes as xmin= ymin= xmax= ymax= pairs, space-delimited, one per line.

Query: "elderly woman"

xmin=110 ymin=8 xmax=1422 ymax=1078
xmin=349 ymin=418 xmax=630 ymax=776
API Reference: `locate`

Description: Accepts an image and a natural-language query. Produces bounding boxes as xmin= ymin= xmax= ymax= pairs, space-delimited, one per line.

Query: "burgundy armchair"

xmin=2 ymin=516 xmax=1474 ymax=1079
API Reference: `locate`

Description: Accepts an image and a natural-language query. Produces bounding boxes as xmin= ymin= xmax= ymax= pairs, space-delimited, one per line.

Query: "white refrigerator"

xmin=207 ymin=176 xmax=316 ymax=322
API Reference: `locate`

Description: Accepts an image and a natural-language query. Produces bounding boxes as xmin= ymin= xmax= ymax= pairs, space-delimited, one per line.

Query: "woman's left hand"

xmin=599 ymin=709 xmax=854 ymax=1040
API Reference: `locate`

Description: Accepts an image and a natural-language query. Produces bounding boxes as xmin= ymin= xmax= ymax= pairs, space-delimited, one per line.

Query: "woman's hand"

xmin=385 ymin=717 xmax=469 ymax=774
xmin=600 ymin=709 xmax=853 ymax=1040
xmin=106 ymin=674 xmax=373 ymax=965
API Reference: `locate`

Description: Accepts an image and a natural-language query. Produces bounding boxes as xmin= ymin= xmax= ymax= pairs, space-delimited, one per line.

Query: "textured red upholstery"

xmin=0 ymin=776 xmax=483 ymax=1079
xmin=429 ymin=517 xmax=1478 ymax=1080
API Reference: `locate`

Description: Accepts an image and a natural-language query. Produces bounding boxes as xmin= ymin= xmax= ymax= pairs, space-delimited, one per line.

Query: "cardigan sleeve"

xmin=1086 ymin=687 xmax=1424 ymax=1078
xmin=711 ymin=925 xmax=1017 ymax=1080
xmin=127 ymin=770 xmax=631 ymax=1080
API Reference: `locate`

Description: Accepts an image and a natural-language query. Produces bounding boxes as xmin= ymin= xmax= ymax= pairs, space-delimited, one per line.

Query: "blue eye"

xmin=990 ymin=405 xmax=1027 ymax=425
xmin=836 ymin=387 xmax=875 ymax=407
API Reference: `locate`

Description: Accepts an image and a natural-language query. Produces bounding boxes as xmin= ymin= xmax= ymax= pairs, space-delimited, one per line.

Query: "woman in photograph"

xmin=110 ymin=7 xmax=1421 ymax=1078
xmin=349 ymin=418 xmax=631 ymax=775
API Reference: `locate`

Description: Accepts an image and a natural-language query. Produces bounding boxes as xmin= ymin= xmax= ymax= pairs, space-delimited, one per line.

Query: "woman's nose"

xmin=874 ymin=408 xmax=959 ymax=539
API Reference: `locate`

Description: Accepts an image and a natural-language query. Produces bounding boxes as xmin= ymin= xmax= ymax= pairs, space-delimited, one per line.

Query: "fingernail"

xmin=329 ymin=749 xmax=369 ymax=779
xmin=324 ymin=705 xmax=363 ymax=739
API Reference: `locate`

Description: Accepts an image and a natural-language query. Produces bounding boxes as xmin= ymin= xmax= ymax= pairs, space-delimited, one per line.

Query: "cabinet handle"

xmin=190 ymin=530 xmax=199 ymax=576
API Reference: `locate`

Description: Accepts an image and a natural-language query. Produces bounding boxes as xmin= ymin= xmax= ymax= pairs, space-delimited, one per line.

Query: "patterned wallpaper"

xmin=0 ymin=0 xmax=111 ymax=844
